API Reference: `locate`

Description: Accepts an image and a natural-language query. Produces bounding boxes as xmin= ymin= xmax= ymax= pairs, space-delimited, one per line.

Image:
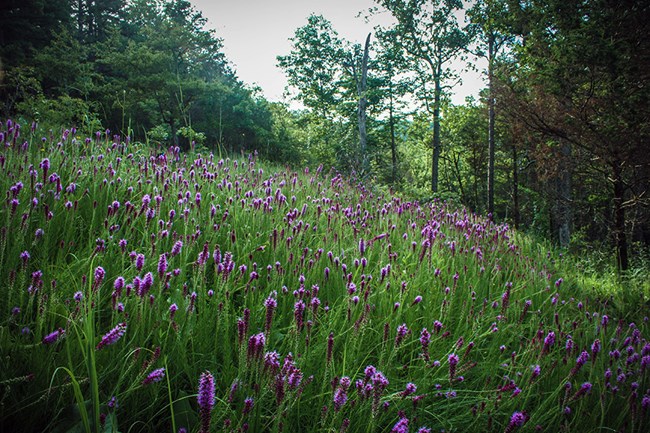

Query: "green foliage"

xmin=2 ymin=121 xmax=649 ymax=433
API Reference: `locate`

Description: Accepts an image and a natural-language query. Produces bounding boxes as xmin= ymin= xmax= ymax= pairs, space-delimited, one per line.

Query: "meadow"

xmin=1 ymin=119 xmax=649 ymax=432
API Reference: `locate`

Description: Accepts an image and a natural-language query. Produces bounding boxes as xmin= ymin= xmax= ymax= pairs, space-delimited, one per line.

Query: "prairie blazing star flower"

xmin=169 ymin=303 xmax=178 ymax=320
xmin=571 ymin=382 xmax=592 ymax=400
xmin=531 ymin=365 xmax=541 ymax=381
xmin=333 ymin=387 xmax=348 ymax=411
xmin=143 ymin=368 xmax=165 ymax=385
xmin=135 ymin=253 xmax=145 ymax=271
xmin=448 ymin=353 xmax=460 ymax=381
xmin=391 ymin=417 xmax=409 ymax=433
xmin=158 ymin=254 xmax=168 ymax=278
xmin=505 ymin=411 xmax=527 ymax=433
xmin=571 ymin=351 xmax=589 ymax=376
xmin=395 ymin=323 xmax=409 ymax=346
xmin=198 ymin=371 xmax=215 ymax=433
xmin=327 ymin=332 xmax=334 ymax=365
xmin=242 ymin=397 xmax=254 ymax=415
xmin=93 ymin=266 xmax=105 ymax=288
xmin=42 ymin=328 xmax=65 ymax=345
xmin=96 ymin=322 xmax=126 ymax=350
xmin=543 ymin=331 xmax=555 ymax=353
xmin=403 ymin=382 xmax=417 ymax=397
xmin=171 ymin=240 xmax=183 ymax=256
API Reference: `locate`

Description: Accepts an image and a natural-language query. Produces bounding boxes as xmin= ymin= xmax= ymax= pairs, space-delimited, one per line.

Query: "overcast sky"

xmin=190 ymin=0 xmax=484 ymax=105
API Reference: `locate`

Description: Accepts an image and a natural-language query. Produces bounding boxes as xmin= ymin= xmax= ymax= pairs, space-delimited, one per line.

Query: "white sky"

xmin=190 ymin=0 xmax=485 ymax=106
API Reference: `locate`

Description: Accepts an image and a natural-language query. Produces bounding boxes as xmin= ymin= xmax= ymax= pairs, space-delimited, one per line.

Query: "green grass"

xmin=1 ymin=120 xmax=649 ymax=432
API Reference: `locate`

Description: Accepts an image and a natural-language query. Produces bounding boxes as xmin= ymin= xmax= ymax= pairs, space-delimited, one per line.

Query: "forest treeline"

xmin=1 ymin=0 xmax=648 ymax=272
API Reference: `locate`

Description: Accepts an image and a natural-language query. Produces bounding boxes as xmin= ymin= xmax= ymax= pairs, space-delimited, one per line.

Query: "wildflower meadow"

xmin=1 ymin=119 xmax=649 ymax=432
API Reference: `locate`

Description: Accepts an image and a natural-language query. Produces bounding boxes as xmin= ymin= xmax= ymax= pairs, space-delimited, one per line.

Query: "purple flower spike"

xmin=505 ymin=411 xmax=527 ymax=432
xmin=333 ymin=387 xmax=348 ymax=411
xmin=93 ymin=266 xmax=105 ymax=289
xmin=448 ymin=353 xmax=460 ymax=381
xmin=96 ymin=322 xmax=127 ymax=350
xmin=158 ymin=254 xmax=168 ymax=279
xmin=243 ymin=397 xmax=254 ymax=415
xmin=571 ymin=382 xmax=592 ymax=401
xmin=198 ymin=371 xmax=216 ymax=433
xmin=391 ymin=417 xmax=409 ymax=433
xmin=142 ymin=368 xmax=165 ymax=385
xmin=42 ymin=328 xmax=65 ymax=345
xmin=543 ymin=331 xmax=555 ymax=353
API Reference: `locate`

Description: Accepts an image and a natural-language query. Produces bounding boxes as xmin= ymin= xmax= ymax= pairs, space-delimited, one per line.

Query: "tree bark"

xmin=432 ymin=61 xmax=442 ymax=193
xmin=389 ymin=81 xmax=397 ymax=185
xmin=557 ymin=140 xmax=572 ymax=247
xmin=512 ymin=144 xmax=520 ymax=229
xmin=612 ymin=161 xmax=629 ymax=272
xmin=487 ymin=34 xmax=496 ymax=215
xmin=358 ymin=33 xmax=371 ymax=175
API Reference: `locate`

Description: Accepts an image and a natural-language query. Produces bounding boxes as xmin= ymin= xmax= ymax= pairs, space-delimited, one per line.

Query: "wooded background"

xmin=1 ymin=0 xmax=648 ymax=272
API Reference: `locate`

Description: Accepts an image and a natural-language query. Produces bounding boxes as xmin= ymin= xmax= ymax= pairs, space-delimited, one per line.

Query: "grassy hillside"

xmin=1 ymin=120 xmax=649 ymax=432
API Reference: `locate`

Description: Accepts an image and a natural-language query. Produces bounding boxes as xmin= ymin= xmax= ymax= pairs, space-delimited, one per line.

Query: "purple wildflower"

xmin=142 ymin=368 xmax=165 ymax=385
xmin=171 ymin=240 xmax=183 ymax=256
xmin=333 ymin=387 xmax=348 ymax=411
xmin=158 ymin=254 xmax=168 ymax=279
xmin=531 ymin=365 xmax=541 ymax=381
xmin=243 ymin=397 xmax=254 ymax=415
xmin=264 ymin=295 xmax=277 ymax=334
xmin=96 ymin=323 xmax=127 ymax=350
xmin=93 ymin=266 xmax=105 ymax=288
xmin=42 ymin=328 xmax=65 ymax=345
xmin=135 ymin=253 xmax=145 ymax=271
xmin=403 ymin=382 xmax=417 ymax=397
xmin=395 ymin=323 xmax=409 ymax=346
xmin=543 ymin=331 xmax=555 ymax=353
xmin=198 ymin=371 xmax=216 ymax=433
xmin=571 ymin=351 xmax=589 ymax=376
xmin=391 ymin=417 xmax=409 ymax=433
xmin=571 ymin=382 xmax=592 ymax=401
xmin=504 ymin=411 xmax=527 ymax=433
xmin=448 ymin=353 xmax=459 ymax=381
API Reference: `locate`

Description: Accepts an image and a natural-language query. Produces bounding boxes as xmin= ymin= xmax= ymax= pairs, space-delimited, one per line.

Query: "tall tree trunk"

xmin=358 ymin=33 xmax=371 ymax=175
xmin=487 ymin=34 xmax=496 ymax=216
xmin=557 ymin=140 xmax=572 ymax=247
xmin=389 ymin=81 xmax=397 ymax=185
xmin=432 ymin=62 xmax=442 ymax=193
xmin=512 ymin=144 xmax=520 ymax=229
xmin=612 ymin=161 xmax=629 ymax=272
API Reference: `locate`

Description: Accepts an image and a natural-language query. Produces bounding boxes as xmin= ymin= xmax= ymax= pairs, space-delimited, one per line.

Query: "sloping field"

xmin=1 ymin=120 xmax=648 ymax=432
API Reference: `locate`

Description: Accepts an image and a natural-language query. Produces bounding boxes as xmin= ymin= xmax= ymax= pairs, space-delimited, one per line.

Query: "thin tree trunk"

xmin=612 ymin=161 xmax=629 ymax=272
xmin=389 ymin=82 xmax=397 ymax=185
xmin=432 ymin=62 xmax=442 ymax=193
xmin=512 ymin=144 xmax=520 ymax=229
xmin=358 ymin=33 xmax=371 ymax=175
xmin=557 ymin=140 xmax=572 ymax=247
xmin=487 ymin=34 xmax=496 ymax=216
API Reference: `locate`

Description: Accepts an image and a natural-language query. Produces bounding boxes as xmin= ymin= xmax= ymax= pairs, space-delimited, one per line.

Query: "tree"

xmin=351 ymin=33 xmax=372 ymax=175
xmin=277 ymin=15 xmax=346 ymax=120
xmin=373 ymin=28 xmax=413 ymax=185
xmin=373 ymin=0 xmax=471 ymax=193
xmin=467 ymin=0 xmax=512 ymax=216
xmin=495 ymin=0 xmax=650 ymax=271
